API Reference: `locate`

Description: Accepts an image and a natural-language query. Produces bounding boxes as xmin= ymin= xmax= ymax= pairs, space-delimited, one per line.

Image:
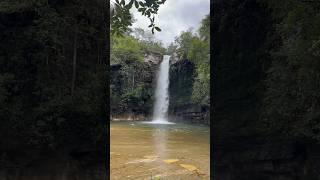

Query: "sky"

xmin=130 ymin=0 xmax=210 ymax=47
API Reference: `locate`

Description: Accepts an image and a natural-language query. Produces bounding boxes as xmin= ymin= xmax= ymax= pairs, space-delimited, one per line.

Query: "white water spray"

xmin=149 ymin=55 xmax=174 ymax=124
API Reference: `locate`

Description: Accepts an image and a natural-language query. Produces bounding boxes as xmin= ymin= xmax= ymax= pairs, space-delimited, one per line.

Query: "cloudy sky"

xmin=130 ymin=0 xmax=210 ymax=47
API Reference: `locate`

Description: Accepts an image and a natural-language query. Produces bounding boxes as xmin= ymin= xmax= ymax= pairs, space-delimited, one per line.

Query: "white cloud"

xmin=130 ymin=0 xmax=210 ymax=47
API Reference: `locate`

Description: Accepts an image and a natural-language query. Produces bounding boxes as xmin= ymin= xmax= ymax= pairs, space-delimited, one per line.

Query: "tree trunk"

xmin=71 ymin=27 xmax=78 ymax=99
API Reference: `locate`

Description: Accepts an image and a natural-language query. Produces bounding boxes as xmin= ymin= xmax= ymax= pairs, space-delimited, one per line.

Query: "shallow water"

xmin=110 ymin=121 xmax=210 ymax=179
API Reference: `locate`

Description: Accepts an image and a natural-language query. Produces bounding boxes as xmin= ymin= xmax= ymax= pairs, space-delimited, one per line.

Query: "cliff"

xmin=110 ymin=54 xmax=210 ymax=125
xmin=110 ymin=52 xmax=161 ymax=120
xmin=169 ymin=58 xmax=210 ymax=125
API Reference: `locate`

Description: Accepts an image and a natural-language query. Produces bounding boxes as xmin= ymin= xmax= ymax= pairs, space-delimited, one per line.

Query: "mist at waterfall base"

xmin=145 ymin=55 xmax=175 ymax=125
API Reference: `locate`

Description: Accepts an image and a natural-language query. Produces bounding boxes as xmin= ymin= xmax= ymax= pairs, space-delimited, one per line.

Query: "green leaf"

xmin=139 ymin=1 xmax=145 ymax=7
xmin=155 ymin=27 xmax=161 ymax=32
xmin=134 ymin=1 xmax=139 ymax=8
xmin=121 ymin=0 xmax=125 ymax=5
xmin=126 ymin=0 xmax=134 ymax=9
xmin=138 ymin=8 xmax=146 ymax=12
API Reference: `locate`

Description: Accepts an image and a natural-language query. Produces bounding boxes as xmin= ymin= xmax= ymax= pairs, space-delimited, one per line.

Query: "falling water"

xmin=149 ymin=55 xmax=174 ymax=124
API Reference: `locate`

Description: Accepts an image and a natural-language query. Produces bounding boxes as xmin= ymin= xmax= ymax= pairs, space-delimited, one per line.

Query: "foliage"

xmin=174 ymin=29 xmax=195 ymax=60
xmin=212 ymin=0 xmax=272 ymax=138
xmin=187 ymin=17 xmax=210 ymax=105
xmin=262 ymin=0 xmax=320 ymax=141
xmin=132 ymin=28 xmax=166 ymax=54
xmin=213 ymin=0 xmax=320 ymax=144
xmin=112 ymin=35 xmax=144 ymax=62
xmin=199 ymin=15 xmax=210 ymax=41
xmin=166 ymin=43 xmax=178 ymax=55
xmin=0 ymin=0 xmax=107 ymax=158
xmin=110 ymin=0 xmax=166 ymax=35
xmin=110 ymin=32 xmax=165 ymax=115
xmin=170 ymin=15 xmax=210 ymax=107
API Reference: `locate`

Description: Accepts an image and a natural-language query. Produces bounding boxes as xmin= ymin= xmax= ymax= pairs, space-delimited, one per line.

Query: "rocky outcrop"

xmin=111 ymin=114 xmax=148 ymax=121
xmin=144 ymin=53 xmax=162 ymax=64
xmin=169 ymin=52 xmax=179 ymax=65
xmin=170 ymin=104 xmax=210 ymax=125
xmin=110 ymin=52 xmax=162 ymax=119
xmin=169 ymin=59 xmax=195 ymax=109
xmin=168 ymin=58 xmax=209 ymax=125
xmin=111 ymin=55 xmax=210 ymax=125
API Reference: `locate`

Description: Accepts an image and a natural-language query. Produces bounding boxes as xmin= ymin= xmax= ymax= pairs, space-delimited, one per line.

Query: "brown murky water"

xmin=110 ymin=121 xmax=210 ymax=180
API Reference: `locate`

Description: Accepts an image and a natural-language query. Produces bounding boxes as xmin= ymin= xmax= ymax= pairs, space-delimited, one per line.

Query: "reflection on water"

xmin=153 ymin=127 xmax=167 ymax=173
xmin=110 ymin=121 xmax=210 ymax=179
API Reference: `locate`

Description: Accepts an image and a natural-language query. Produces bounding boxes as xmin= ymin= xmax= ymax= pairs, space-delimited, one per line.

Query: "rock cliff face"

xmin=111 ymin=114 xmax=148 ymax=121
xmin=110 ymin=54 xmax=210 ymax=125
xmin=168 ymin=58 xmax=209 ymax=125
xmin=144 ymin=53 xmax=162 ymax=64
xmin=110 ymin=52 xmax=161 ymax=120
xmin=170 ymin=104 xmax=210 ymax=125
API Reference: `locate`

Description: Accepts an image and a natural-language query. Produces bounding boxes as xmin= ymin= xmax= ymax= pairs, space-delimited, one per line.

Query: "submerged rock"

xmin=163 ymin=159 xmax=179 ymax=164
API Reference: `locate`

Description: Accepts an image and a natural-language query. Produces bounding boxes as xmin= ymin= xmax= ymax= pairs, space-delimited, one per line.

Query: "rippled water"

xmin=110 ymin=121 xmax=210 ymax=179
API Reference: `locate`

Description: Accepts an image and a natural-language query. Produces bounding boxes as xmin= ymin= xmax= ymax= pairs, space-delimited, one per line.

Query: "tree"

xmin=166 ymin=42 xmax=178 ymax=54
xmin=199 ymin=15 xmax=210 ymax=41
xmin=170 ymin=15 xmax=210 ymax=106
xmin=0 ymin=0 xmax=108 ymax=161
xmin=174 ymin=29 xmax=195 ymax=60
xmin=262 ymin=0 xmax=320 ymax=141
xmin=110 ymin=0 xmax=166 ymax=35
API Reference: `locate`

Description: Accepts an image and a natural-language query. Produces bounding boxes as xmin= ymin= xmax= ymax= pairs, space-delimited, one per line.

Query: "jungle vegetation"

xmin=213 ymin=0 xmax=320 ymax=145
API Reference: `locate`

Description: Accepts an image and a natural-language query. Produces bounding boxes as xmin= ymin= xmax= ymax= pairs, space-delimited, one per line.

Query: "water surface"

xmin=110 ymin=121 xmax=210 ymax=179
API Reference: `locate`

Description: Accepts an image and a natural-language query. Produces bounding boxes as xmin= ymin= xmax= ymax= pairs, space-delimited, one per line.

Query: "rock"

xmin=144 ymin=53 xmax=162 ymax=64
xmin=163 ymin=159 xmax=179 ymax=164
xmin=169 ymin=103 xmax=209 ymax=125
xmin=169 ymin=52 xmax=180 ymax=65
xmin=179 ymin=164 xmax=198 ymax=172
xmin=143 ymin=155 xmax=158 ymax=159
xmin=111 ymin=114 xmax=147 ymax=121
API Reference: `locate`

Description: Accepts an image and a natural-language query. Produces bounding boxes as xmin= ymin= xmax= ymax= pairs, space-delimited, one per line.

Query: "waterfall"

xmin=150 ymin=55 xmax=174 ymax=124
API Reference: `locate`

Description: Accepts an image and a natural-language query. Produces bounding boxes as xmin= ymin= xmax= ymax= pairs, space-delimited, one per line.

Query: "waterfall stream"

xmin=149 ymin=55 xmax=174 ymax=124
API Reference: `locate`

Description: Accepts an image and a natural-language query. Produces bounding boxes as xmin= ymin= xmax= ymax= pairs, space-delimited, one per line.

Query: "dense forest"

xmin=0 ymin=0 xmax=107 ymax=178
xmin=169 ymin=15 xmax=210 ymax=108
xmin=213 ymin=0 xmax=320 ymax=179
